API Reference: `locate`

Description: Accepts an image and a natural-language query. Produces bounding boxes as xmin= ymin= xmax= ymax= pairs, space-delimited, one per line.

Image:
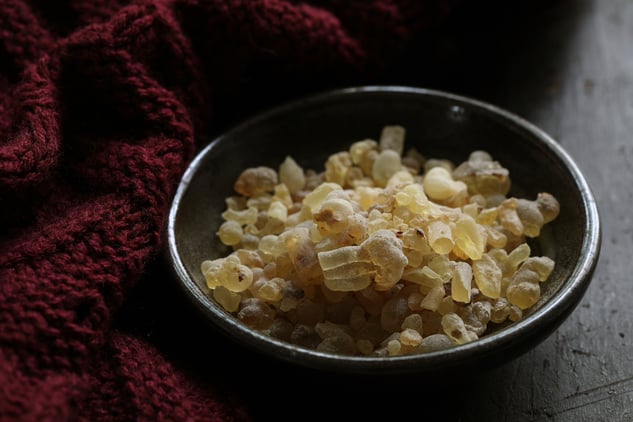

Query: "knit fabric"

xmin=0 ymin=1 xmax=456 ymax=420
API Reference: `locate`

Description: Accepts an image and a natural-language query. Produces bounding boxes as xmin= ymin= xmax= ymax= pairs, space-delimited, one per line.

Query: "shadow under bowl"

xmin=165 ymin=86 xmax=601 ymax=378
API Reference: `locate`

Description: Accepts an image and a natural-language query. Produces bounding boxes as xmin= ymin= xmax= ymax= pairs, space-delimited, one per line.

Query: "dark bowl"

xmin=165 ymin=86 xmax=601 ymax=378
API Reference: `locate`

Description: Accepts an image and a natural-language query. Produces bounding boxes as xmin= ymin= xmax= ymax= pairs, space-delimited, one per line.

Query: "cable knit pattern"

xmin=0 ymin=1 xmax=456 ymax=420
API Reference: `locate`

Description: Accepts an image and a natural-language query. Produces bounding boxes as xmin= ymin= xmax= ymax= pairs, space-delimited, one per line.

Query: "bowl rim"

xmin=165 ymin=85 xmax=602 ymax=375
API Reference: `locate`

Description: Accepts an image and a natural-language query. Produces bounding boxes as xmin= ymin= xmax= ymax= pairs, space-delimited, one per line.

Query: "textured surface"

xmin=432 ymin=2 xmax=633 ymax=421
xmin=1 ymin=0 xmax=630 ymax=421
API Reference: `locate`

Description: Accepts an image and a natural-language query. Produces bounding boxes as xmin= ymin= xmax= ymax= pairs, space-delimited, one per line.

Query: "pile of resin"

xmin=200 ymin=126 xmax=560 ymax=356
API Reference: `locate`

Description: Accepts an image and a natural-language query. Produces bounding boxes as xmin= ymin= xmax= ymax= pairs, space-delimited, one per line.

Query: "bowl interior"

xmin=167 ymin=87 xmax=598 ymax=375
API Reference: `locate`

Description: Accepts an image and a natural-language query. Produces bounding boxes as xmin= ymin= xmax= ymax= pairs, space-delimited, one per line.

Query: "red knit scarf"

xmin=0 ymin=1 xmax=455 ymax=420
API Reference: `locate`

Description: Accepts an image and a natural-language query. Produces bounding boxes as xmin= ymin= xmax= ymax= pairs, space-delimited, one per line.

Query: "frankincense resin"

xmin=201 ymin=126 xmax=560 ymax=356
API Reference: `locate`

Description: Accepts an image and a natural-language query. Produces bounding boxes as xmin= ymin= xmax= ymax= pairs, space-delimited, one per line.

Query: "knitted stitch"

xmin=0 ymin=1 xmax=456 ymax=420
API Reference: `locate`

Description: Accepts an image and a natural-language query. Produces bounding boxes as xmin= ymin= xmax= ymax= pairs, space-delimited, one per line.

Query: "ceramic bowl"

xmin=165 ymin=86 xmax=601 ymax=377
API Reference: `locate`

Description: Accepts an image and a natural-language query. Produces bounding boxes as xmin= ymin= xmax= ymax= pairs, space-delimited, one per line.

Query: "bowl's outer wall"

xmin=168 ymin=87 xmax=597 ymax=376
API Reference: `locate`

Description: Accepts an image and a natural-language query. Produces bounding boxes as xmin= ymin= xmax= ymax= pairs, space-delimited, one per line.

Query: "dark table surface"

xmin=450 ymin=3 xmax=633 ymax=420
xmin=403 ymin=1 xmax=633 ymax=420
xmin=126 ymin=1 xmax=632 ymax=420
